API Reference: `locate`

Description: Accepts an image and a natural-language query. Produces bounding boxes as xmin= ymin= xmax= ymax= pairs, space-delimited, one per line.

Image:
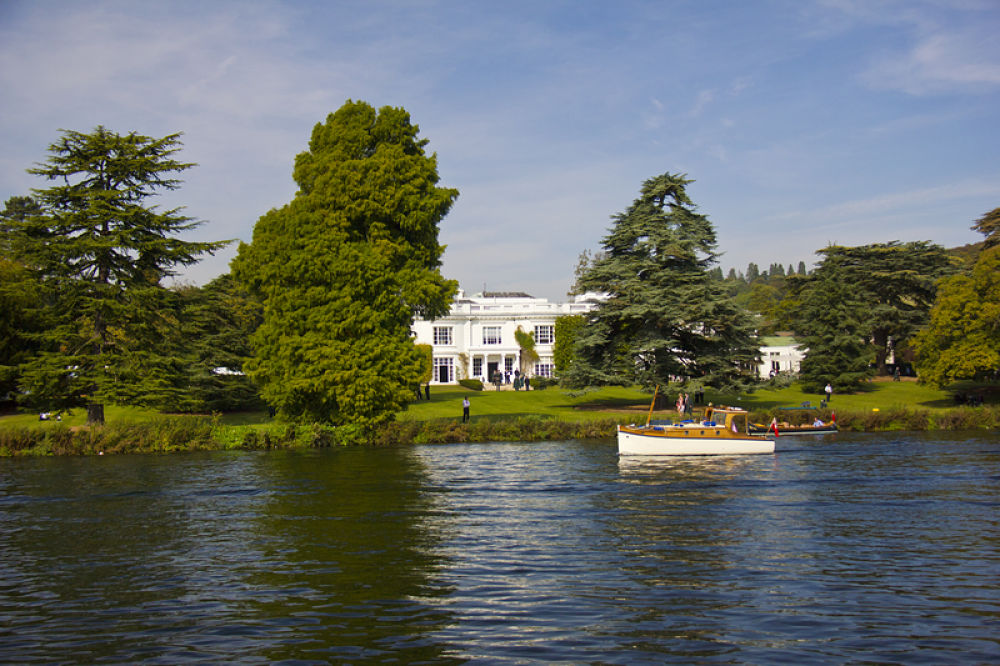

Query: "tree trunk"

xmin=87 ymin=403 xmax=105 ymax=426
xmin=873 ymin=331 xmax=889 ymax=375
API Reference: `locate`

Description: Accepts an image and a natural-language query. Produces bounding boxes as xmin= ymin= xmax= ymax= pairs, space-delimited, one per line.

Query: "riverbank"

xmin=1 ymin=382 xmax=997 ymax=456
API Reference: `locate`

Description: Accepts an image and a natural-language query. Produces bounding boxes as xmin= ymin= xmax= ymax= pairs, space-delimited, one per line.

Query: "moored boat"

xmin=749 ymin=421 xmax=838 ymax=437
xmin=617 ymin=405 xmax=774 ymax=456
xmin=749 ymin=408 xmax=839 ymax=438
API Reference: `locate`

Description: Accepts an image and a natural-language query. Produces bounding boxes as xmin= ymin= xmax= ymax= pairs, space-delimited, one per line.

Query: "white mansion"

xmin=411 ymin=290 xmax=597 ymax=385
xmin=411 ymin=290 xmax=804 ymax=385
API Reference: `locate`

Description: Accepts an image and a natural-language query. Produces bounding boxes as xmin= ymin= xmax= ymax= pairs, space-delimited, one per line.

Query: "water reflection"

xmin=241 ymin=448 xmax=456 ymax=663
xmin=1 ymin=434 xmax=998 ymax=663
xmin=0 ymin=448 xmax=456 ymax=664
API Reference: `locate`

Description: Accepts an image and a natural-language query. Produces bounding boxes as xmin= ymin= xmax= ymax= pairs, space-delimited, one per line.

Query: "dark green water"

xmin=1 ymin=432 xmax=998 ymax=663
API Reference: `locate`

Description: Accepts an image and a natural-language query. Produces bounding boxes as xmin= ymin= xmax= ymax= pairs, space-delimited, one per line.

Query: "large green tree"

xmin=913 ymin=213 xmax=1000 ymax=386
xmin=788 ymin=267 xmax=873 ymax=392
xmin=788 ymin=241 xmax=954 ymax=378
xmin=566 ymin=172 xmax=759 ymax=390
xmin=11 ymin=127 xmax=226 ymax=423
xmin=232 ymin=101 xmax=457 ymax=429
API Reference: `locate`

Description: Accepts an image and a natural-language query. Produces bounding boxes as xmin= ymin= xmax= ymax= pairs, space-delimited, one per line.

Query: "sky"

xmin=1 ymin=0 xmax=998 ymax=302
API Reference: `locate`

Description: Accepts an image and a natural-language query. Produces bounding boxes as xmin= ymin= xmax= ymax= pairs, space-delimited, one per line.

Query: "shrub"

xmin=933 ymin=406 xmax=1000 ymax=430
xmin=530 ymin=376 xmax=558 ymax=390
xmin=458 ymin=378 xmax=483 ymax=391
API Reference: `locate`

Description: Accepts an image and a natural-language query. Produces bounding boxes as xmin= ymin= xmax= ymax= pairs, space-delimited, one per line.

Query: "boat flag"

xmin=770 ymin=417 xmax=779 ymax=437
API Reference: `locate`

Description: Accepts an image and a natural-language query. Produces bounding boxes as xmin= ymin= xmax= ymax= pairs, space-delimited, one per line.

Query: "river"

xmin=1 ymin=432 xmax=998 ymax=663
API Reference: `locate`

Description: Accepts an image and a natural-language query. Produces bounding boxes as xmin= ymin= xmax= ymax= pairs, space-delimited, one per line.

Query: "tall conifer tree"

xmin=233 ymin=101 xmax=457 ymax=429
xmin=13 ymin=128 xmax=226 ymax=423
xmin=566 ymin=172 xmax=758 ymax=390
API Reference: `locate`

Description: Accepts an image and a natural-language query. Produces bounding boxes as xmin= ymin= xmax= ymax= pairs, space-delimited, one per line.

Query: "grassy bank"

xmin=1 ymin=380 xmax=997 ymax=456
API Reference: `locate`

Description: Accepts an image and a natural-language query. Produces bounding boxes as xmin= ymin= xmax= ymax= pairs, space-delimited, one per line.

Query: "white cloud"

xmin=863 ymin=29 xmax=1000 ymax=94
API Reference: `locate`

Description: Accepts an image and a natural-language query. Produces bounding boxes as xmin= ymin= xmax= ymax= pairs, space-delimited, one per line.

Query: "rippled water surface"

xmin=1 ymin=432 xmax=999 ymax=663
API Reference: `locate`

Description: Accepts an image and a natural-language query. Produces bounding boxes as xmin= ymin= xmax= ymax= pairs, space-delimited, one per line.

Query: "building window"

xmin=433 ymin=326 xmax=453 ymax=346
xmin=505 ymin=357 xmax=514 ymax=374
xmin=534 ymin=362 xmax=555 ymax=378
xmin=483 ymin=326 xmax=501 ymax=345
xmin=534 ymin=325 xmax=554 ymax=344
xmin=433 ymin=357 xmax=454 ymax=383
xmin=472 ymin=357 xmax=483 ymax=378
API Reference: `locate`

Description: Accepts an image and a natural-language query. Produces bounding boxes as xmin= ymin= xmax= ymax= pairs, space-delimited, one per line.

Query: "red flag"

xmin=770 ymin=417 xmax=779 ymax=437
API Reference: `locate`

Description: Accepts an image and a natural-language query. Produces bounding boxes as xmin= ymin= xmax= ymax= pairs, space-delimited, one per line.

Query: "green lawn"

xmin=0 ymin=404 xmax=163 ymax=428
xmin=398 ymin=379 xmax=964 ymax=423
xmin=0 ymin=379 xmax=982 ymax=430
xmin=399 ymin=385 xmax=652 ymax=422
xmin=0 ymin=404 xmax=272 ymax=429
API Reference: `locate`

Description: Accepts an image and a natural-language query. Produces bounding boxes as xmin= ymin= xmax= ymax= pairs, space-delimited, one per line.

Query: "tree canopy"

xmin=232 ymin=100 xmax=457 ymax=429
xmin=8 ymin=127 xmax=226 ymax=422
xmin=787 ymin=266 xmax=873 ymax=392
xmin=787 ymin=241 xmax=954 ymax=381
xmin=565 ymin=172 xmax=758 ymax=390
xmin=914 ymin=211 xmax=1000 ymax=387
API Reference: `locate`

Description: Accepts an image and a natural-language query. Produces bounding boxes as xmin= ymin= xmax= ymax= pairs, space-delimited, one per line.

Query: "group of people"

xmin=491 ymin=369 xmax=530 ymax=391
xmin=674 ymin=389 xmax=705 ymax=418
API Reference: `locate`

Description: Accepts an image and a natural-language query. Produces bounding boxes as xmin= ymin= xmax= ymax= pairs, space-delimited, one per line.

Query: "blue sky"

xmin=2 ymin=0 xmax=998 ymax=301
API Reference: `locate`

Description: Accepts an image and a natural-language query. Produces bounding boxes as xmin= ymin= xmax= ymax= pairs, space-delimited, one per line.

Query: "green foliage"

xmin=167 ymin=275 xmax=264 ymax=412
xmin=973 ymin=207 xmax=1000 ymax=250
xmin=0 ymin=263 xmax=38 ymax=400
xmin=913 ymin=246 xmax=1000 ymax=387
xmin=458 ymin=378 xmax=483 ymax=391
xmin=387 ymin=416 xmax=624 ymax=445
xmin=530 ymin=375 xmax=558 ymax=389
xmin=567 ymin=172 xmax=758 ymax=391
xmin=0 ymin=415 xmax=215 ymax=456
xmin=792 ymin=267 xmax=873 ymax=392
xmin=807 ymin=241 xmax=955 ymax=374
xmin=789 ymin=241 xmax=954 ymax=384
xmin=9 ymin=128 xmax=227 ymax=421
xmin=415 ymin=344 xmax=434 ymax=384
xmin=233 ymin=101 xmax=457 ymax=429
xmin=932 ymin=406 xmax=1000 ymax=430
xmin=514 ymin=326 xmax=539 ymax=375
xmin=0 ymin=196 xmax=46 ymax=400
xmin=553 ymin=314 xmax=585 ymax=376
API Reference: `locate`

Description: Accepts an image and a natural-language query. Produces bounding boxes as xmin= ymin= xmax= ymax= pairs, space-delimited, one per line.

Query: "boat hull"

xmin=617 ymin=425 xmax=774 ymax=456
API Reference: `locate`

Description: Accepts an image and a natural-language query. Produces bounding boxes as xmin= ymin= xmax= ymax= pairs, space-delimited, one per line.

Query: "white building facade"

xmin=413 ymin=291 xmax=807 ymax=385
xmin=411 ymin=291 xmax=597 ymax=385
xmin=758 ymin=336 xmax=805 ymax=377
